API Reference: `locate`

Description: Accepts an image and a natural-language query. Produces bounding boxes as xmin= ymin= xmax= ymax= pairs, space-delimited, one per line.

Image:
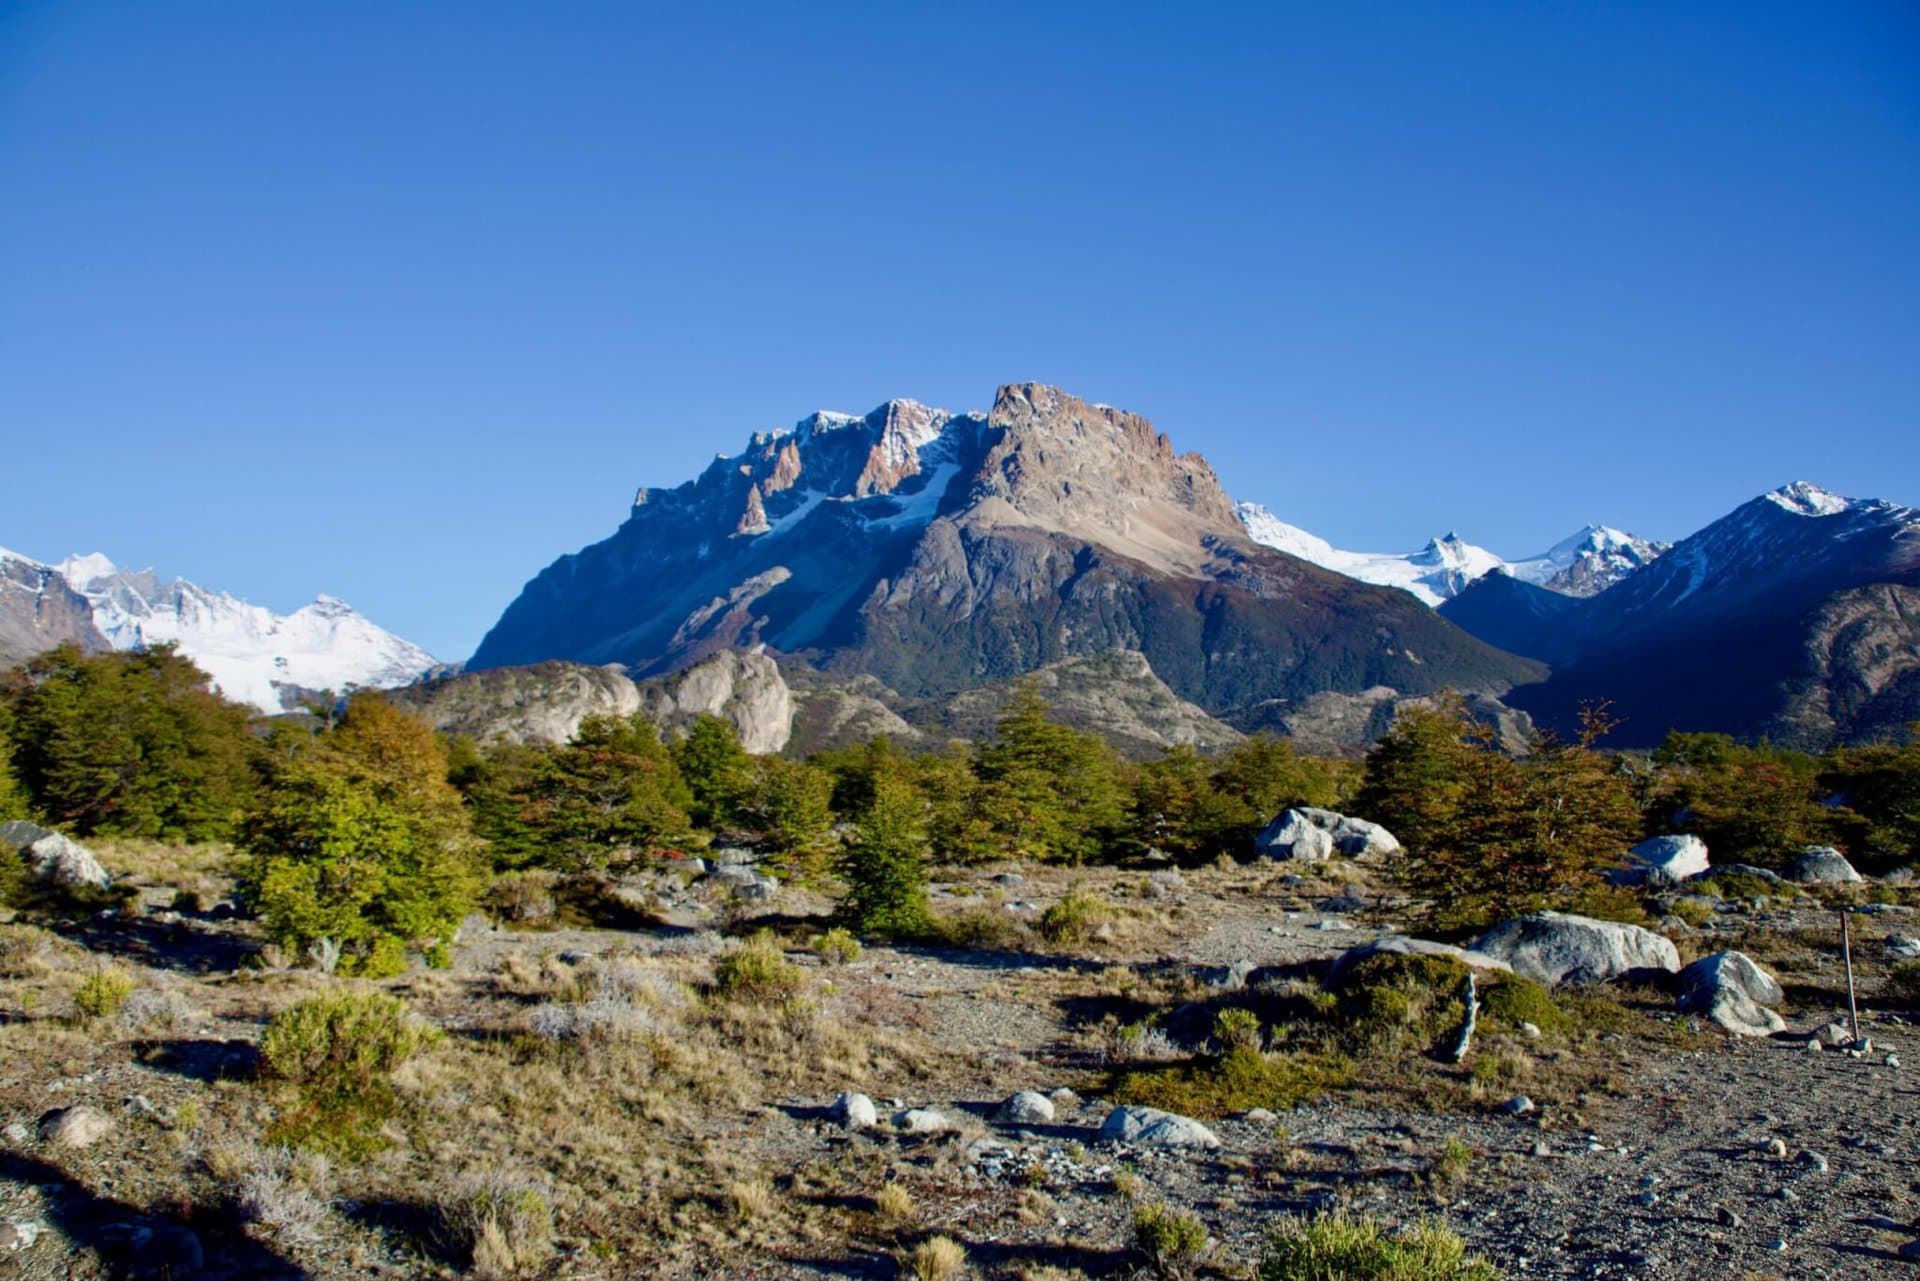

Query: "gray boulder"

xmin=1257 ymin=807 xmax=1400 ymax=861
xmin=1625 ymin=835 xmax=1710 ymax=885
xmin=15 ymin=830 xmax=111 ymax=892
xmin=1098 ymin=1105 xmax=1221 ymax=1149
xmin=1256 ymin=811 xmax=1334 ymax=862
xmin=1324 ymin=935 xmax=1513 ymax=988
xmin=1469 ymin=912 xmax=1680 ymax=987
xmin=1677 ymin=951 xmax=1786 ymax=1036
xmin=994 ymin=1090 xmax=1055 ymax=1125
xmin=1790 ymin=846 xmax=1863 ymax=885
xmin=828 ymin=1091 xmax=876 ymax=1130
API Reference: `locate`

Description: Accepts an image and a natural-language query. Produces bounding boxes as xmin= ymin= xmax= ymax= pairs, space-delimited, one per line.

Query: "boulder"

xmin=894 ymin=1107 xmax=954 ymax=1134
xmin=1256 ymin=811 xmax=1334 ymax=862
xmin=1468 ymin=912 xmax=1680 ymax=987
xmin=38 ymin=1104 xmax=112 ymax=1149
xmin=994 ymin=1090 xmax=1055 ymax=1125
xmin=1625 ymin=835 xmax=1710 ymax=885
xmin=828 ymin=1091 xmax=876 ymax=1130
xmin=1690 ymin=863 xmax=1783 ymax=886
xmin=1256 ymin=807 xmax=1400 ymax=861
xmin=1097 ymin=1105 xmax=1221 ymax=1149
xmin=3 ymin=824 xmax=111 ymax=892
xmin=1677 ymin=951 xmax=1786 ymax=1036
xmin=1789 ymin=846 xmax=1863 ymax=885
xmin=1324 ymin=935 xmax=1513 ymax=989
xmin=1886 ymin=934 xmax=1920 ymax=960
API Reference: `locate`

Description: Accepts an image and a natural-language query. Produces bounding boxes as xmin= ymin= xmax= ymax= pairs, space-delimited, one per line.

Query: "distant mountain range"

xmin=1235 ymin=505 xmax=1668 ymax=604
xmin=6 ymin=385 xmax=1913 ymax=751
xmin=0 ymin=547 xmax=435 ymax=714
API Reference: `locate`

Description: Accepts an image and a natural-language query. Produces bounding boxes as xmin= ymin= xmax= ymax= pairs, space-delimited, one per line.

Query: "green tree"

xmin=0 ymin=699 xmax=30 ymax=821
xmin=673 ymin=714 xmax=752 ymax=829
xmin=534 ymin=713 xmax=697 ymax=870
xmin=3 ymin=644 xmax=254 ymax=839
xmin=974 ymin=685 xmax=1127 ymax=863
xmin=1128 ymin=745 xmax=1256 ymax=863
xmin=836 ymin=770 xmax=932 ymax=937
xmin=735 ymin=754 xmax=836 ymax=873
xmin=1649 ymin=732 xmax=1828 ymax=867
xmin=240 ymin=695 xmax=484 ymax=975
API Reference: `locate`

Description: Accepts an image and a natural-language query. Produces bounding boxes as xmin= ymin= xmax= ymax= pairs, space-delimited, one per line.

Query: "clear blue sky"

xmin=2 ymin=2 xmax=1915 ymax=661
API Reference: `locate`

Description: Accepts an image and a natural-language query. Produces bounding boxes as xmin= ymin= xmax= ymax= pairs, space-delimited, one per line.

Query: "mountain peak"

xmin=1765 ymin=481 xmax=1854 ymax=518
xmin=56 ymin=552 xmax=118 ymax=588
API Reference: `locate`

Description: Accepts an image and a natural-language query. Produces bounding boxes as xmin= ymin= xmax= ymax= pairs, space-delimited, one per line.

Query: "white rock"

xmin=893 ymin=1108 xmax=953 ymax=1134
xmin=828 ymin=1091 xmax=876 ymax=1130
xmin=1098 ymin=1105 xmax=1221 ymax=1149
xmin=1469 ymin=912 xmax=1680 ymax=987
xmin=1256 ymin=807 xmax=1400 ymax=861
xmin=1625 ymin=835 xmax=1710 ymax=885
xmin=1256 ymin=811 xmax=1335 ymax=862
xmin=1789 ymin=846 xmax=1862 ymax=884
xmin=995 ymin=1090 xmax=1055 ymax=1125
xmin=1676 ymin=951 xmax=1786 ymax=1036
xmin=38 ymin=1104 xmax=112 ymax=1149
xmin=19 ymin=832 xmax=111 ymax=892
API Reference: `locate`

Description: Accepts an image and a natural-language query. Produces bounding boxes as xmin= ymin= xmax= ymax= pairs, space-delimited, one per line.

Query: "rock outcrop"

xmin=0 ymin=550 xmax=107 ymax=667
xmin=1789 ymin=846 xmax=1864 ymax=884
xmin=1257 ymin=807 xmax=1400 ymax=861
xmin=2 ymin=821 xmax=111 ymax=892
xmin=1469 ymin=912 xmax=1681 ymax=987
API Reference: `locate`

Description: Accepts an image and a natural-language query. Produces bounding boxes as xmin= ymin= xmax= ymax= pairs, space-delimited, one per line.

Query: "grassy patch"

xmin=1109 ymin=1046 xmax=1348 ymax=1118
xmin=1259 ymin=1213 xmax=1499 ymax=1281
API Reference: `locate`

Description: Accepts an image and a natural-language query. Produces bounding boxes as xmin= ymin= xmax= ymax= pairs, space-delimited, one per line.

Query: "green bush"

xmin=1333 ymin=953 xmax=1475 ymax=1053
xmin=714 ymin=932 xmax=804 ymax=1004
xmin=1669 ymin=898 xmax=1714 ymax=928
xmin=1110 ymin=1047 xmax=1347 ymax=1118
xmin=1213 ymin=1007 xmax=1263 ymax=1053
xmin=74 ymin=967 xmax=134 ymax=1021
xmin=260 ymin=990 xmax=434 ymax=1156
xmin=1133 ymin=1201 xmax=1209 ymax=1278
xmin=1039 ymin=891 xmax=1115 ymax=946
xmin=812 ymin=927 xmax=861 ymax=966
xmin=1259 ymin=1213 xmax=1499 ymax=1281
xmin=1478 ymin=975 xmax=1570 ymax=1039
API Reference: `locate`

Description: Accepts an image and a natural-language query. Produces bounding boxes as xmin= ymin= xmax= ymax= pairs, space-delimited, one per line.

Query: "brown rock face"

xmin=0 ymin=554 xmax=107 ymax=666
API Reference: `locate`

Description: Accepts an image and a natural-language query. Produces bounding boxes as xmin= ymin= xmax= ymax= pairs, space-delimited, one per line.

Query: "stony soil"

xmin=2 ymin=853 xmax=1916 ymax=1279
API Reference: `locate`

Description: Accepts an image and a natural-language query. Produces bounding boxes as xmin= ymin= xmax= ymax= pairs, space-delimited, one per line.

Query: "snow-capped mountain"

xmin=1234 ymin=503 xmax=1665 ymax=605
xmin=0 ymin=546 xmax=108 ymax=666
xmin=472 ymin=383 xmax=1543 ymax=719
xmin=1442 ymin=481 xmax=1920 ymax=747
xmin=2 ymin=550 xmax=436 ymax=714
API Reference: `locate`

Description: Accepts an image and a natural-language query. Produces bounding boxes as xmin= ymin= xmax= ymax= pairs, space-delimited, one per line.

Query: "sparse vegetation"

xmin=1259 ymin=1213 xmax=1499 ymax=1281
xmin=907 ymin=1234 xmax=968 ymax=1281
xmin=258 ymin=989 xmax=434 ymax=1156
xmin=714 ymin=931 xmax=805 ymax=1004
xmin=1133 ymin=1201 xmax=1209 ymax=1278
xmin=72 ymin=965 xmax=133 ymax=1021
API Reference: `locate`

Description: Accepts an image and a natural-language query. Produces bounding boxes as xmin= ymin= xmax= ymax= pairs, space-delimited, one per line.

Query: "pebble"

xmin=1498 ymin=1095 xmax=1536 ymax=1116
xmin=1795 ymin=1149 xmax=1829 ymax=1172
xmin=1531 ymin=1142 xmax=1552 ymax=1157
xmin=0 ymin=1222 xmax=42 ymax=1251
xmin=1519 ymin=1021 xmax=1543 ymax=1040
xmin=1764 ymin=1138 xmax=1789 ymax=1158
xmin=1889 ymin=1052 xmax=1902 ymax=1069
xmin=1716 ymin=1205 xmax=1741 ymax=1228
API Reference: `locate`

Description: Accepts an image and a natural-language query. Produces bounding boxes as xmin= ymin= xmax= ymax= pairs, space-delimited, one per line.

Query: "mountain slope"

xmin=1449 ymin=483 xmax=1920 ymax=747
xmin=1 ymin=550 xmax=437 ymax=714
xmin=472 ymin=383 xmax=1545 ymax=717
xmin=1236 ymin=504 xmax=1666 ymax=605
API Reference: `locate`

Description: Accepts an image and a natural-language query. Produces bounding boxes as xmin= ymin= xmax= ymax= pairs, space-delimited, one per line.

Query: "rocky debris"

xmin=38 ymin=1104 xmax=112 ymax=1149
xmin=1789 ymin=846 xmax=1863 ymax=884
xmin=1097 ymin=1105 xmax=1221 ymax=1149
xmin=1257 ymin=807 xmax=1400 ymax=861
xmin=828 ymin=1091 xmax=876 ymax=1130
xmin=1469 ymin=911 xmax=1680 ymax=986
xmin=0 ymin=1221 xmax=42 ymax=1252
xmin=995 ymin=1090 xmax=1055 ymax=1125
xmin=1676 ymin=951 xmax=1786 ymax=1036
xmin=1324 ymin=934 xmax=1514 ymax=988
xmin=2 ymin=822 xmax=111 ymax=891
xmin=894 ymin=1107 xmax=955 ymax=1134
xmin=1623 ymin=834 xmax=1710 ymax=885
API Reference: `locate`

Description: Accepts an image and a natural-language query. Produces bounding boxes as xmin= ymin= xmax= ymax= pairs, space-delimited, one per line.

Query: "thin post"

xmin=1841 ymin=907 xmax=1860 ymax=1045
xmin=1448 ymin=972 xmax=1479 ymax=1064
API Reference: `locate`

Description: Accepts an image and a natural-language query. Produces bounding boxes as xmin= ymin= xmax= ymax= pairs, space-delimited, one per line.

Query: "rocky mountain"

xmin=473 ymin=384 xmax=1545 ymax=726
xmin=0 ymin=547 xmax=108 ymax=666
xmin=1235 ymin=504 xmax=1666 ymax=605
xmin=1442 ymin=483 xmax=1920 ymax=747
xmin=0 ymin=548 xmax=435 ymax=714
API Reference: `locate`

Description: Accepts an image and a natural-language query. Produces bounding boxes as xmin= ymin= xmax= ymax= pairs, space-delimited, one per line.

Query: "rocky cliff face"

xmin=471 ymin=384 xmax=1544 ymax=719
xmin=0 ymin=549 xmax=107 ymax=666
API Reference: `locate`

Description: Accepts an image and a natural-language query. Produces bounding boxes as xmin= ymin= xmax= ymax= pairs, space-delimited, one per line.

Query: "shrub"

xmin=906 ymin=1235 xmax=967 ymax=1281
xmin=836 ymin=772 xmax=933 ymax=938
xmin=260 ymin=990 xmax=434 ymax=1156
xmin=231 ymin=1146 xmax=331 ymax=1245
xmin=487 ymin=871 xmax=558 ymax=925
xmin=1213 ymin=1007 xmax=1263 ymax=1054
xmin=1110 ymin=1047 xmax=1347 ymax=1118
xmin=930 ymin=907 xmax=1030 ymax=951
xmin=813 ymin=927 xmax=861 ymax=966
xmin=1430 ymin=1136 xmax=1474 ymax=1186
xmin=1039 ymin=891 xmax=1115 ymax=946
xmin=1477 ymin=975 xmax=1570 ymax=1039
xmin=873 ymin=1182 xmax=915 ymax=1227
xmin=714 ymin=931 xmax=804 ymax=1004
xmin=445 ymin=1171 xmax=555 ymax=1280
xmin=1133 ymin=1201 xmax=1209 ymax=1278
xmin=1333 ymin=953 xmax=1475 ymax=1053
xmin=74 ymin=967 xmax=134 ymax=1021
xmin=1669 ymin=898 xmax=1715 ymax=928
xmin=1259 ymin=1213 xmax=1498 ymax=1281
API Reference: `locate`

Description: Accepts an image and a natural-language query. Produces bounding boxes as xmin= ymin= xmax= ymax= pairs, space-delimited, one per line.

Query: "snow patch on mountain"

xmin=1236 ymin=504 xmax=1667 ymax=604
xmin=1765 ymin=481 xmax=1858 ymax=518
xmin=32 ymin=552 xmax=436 ymax=713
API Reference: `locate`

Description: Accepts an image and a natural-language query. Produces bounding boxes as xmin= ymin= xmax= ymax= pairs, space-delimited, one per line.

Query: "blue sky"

xmin=2 ymin=1 xmax=1915 ymax=661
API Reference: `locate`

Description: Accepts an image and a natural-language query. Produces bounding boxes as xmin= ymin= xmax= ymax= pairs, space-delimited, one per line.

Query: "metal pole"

xmin=1842 ymin=908 xmax=1860 ymax=1046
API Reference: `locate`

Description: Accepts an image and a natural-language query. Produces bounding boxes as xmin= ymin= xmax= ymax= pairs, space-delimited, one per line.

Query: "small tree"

xmin=240 ymin=696 xmax=484 ymax=976
xmin=673 ymin=713 xmax=752 ymax=829
xmin=836 ymin=771 xmax=931 ymax=938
